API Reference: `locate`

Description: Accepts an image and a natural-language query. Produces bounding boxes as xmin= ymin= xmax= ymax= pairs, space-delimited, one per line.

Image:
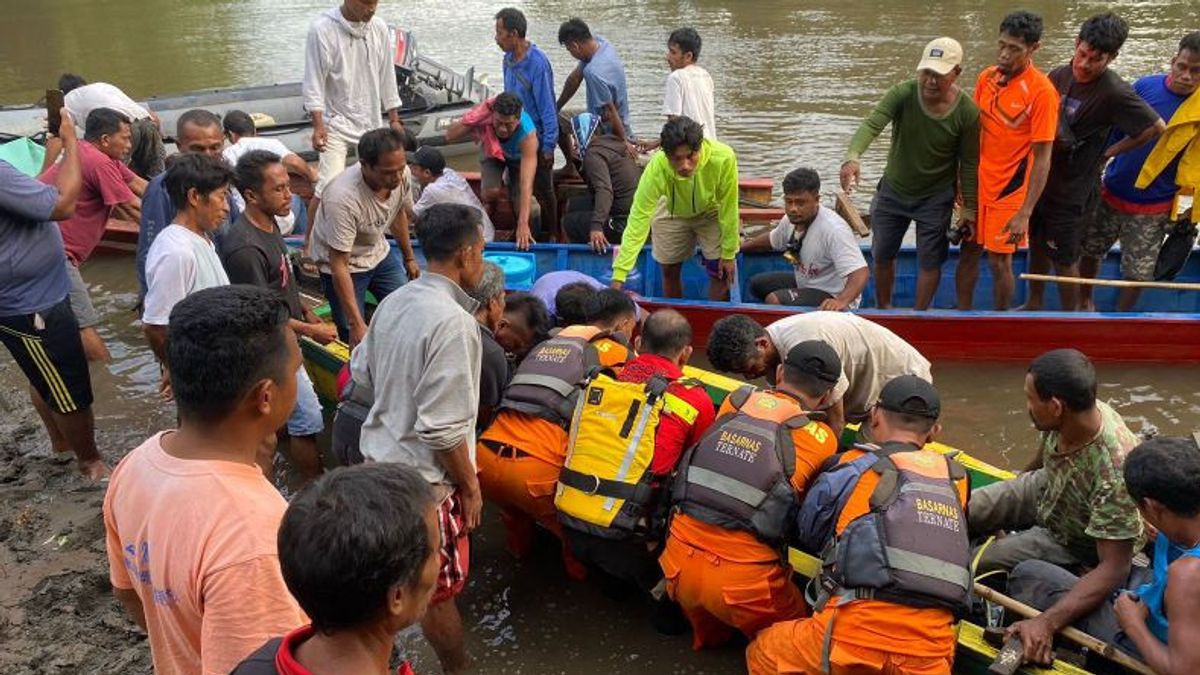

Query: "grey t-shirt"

xmin=311 ymin=163 xmax=412 ymax=274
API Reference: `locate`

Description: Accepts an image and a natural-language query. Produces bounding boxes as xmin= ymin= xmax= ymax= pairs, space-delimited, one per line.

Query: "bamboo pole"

xmin=1020 ymin=273 xmax=1200 ymax=292
xmin=972 ymin=583 xmax=1156 ymax=675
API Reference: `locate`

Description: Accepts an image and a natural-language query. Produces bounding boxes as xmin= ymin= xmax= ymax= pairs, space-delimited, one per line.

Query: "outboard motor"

xmin=390 ymin=27 xmax=428 ymax=110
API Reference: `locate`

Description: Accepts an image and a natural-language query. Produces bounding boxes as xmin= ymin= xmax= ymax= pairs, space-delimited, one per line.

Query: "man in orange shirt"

xmin=103 ymin=285 xmax=306 ymax=675
xmin=955 ymin=10 xmax=1059 ymax=311
xmin=659 ymin=340 xmax=842 ymax=649
xmin=748 ymin=375 xmax=971 ymax=675
xmin=477 ymin=288 xmax=638 ymax=576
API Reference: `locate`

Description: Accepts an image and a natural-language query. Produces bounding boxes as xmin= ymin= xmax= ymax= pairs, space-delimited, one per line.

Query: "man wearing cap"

xmin=660 ymin=341 xmax=842 ymax=649
xmin=706 ymin=312 xmax=933 ymax=437
xmin=841 ymin=37 xmax=979 ymax=311
xmin=749 ymin=375 xmax=970 ymax=674
xmin=408 ymin=146 xmax=496 ymax=242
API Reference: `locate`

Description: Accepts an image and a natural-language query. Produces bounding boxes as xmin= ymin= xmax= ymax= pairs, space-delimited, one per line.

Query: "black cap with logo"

xmin=878 ymin=375 xmax=941 ymax=419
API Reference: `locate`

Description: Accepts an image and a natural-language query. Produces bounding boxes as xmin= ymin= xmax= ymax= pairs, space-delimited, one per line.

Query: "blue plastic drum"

xmin=484 ymin=252 xmax=536 ymax=290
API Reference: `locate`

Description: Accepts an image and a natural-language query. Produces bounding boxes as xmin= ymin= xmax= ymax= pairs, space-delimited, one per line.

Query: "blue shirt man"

xmin=1103 ymin=73 xmax=1192 ymax=207
xmin=497 ymin=8 xmax=558 ymax=157
xmin=558 ymin=19 xmax=633 ymax=140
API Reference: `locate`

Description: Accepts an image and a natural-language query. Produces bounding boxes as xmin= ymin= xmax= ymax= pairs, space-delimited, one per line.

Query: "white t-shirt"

xmin=224 ymin=137 xmax=299 ymax=234
xmin=765 ymin=312 xmax=932 ymax=419
xmin=413 ymin=169 xmax=495 ymax=242
xmin=310 ymin=164 xmax=412 ymax=273
xmin=663 ymin=65 xmax=717 ymax=139
xmin=142 ymin=225 xmax=230 ymax=326
xmin=768 ymin=205 xmax=868 ymax=307
xmin=64 ymin=83 xmax=150 ymax=125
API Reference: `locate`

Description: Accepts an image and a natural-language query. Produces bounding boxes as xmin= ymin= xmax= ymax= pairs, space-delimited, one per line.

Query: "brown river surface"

xmin=3 ymin=1 xmax=1200 ymax=672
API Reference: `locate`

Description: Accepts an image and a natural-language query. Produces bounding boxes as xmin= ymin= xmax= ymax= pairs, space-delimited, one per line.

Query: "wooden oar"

xmin=973 ymin=583 xmax=1156 ymax=675
xmin=835 ymin=190 xmax=871 ymax=238
xmin=1021 ymin=273 xmax=1200 ymax=292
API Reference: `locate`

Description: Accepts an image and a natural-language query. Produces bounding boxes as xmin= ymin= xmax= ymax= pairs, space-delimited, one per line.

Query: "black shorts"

xmin=564 ymin=528 xmax=663 ymax=593
xmin=0 ymin=297 xmax=93 ymax=414
xmin=869 ymin=179 xmax=955 ymax=270
xmin=1030 ymin=208 xmax=1086 ymax=266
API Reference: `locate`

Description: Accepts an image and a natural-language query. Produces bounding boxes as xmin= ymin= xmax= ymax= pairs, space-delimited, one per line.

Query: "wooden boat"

xmin=0 ymin=28 xmax=488 ymax=159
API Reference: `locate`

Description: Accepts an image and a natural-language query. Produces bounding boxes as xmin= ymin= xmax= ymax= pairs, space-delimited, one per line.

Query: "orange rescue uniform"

xmin=659 ymin=390 xmax=838 ymax=650
xmin=745 ymin=446 xmax=967 ymax=675
xmin=476 ymin=335 xmax=630 ymax=569
xmin=973 ymin=63 xmax=1059 ymax=254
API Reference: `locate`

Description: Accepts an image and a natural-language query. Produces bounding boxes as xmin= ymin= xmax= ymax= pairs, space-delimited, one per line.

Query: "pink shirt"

xmin=103 ymin=432 xmax=306 ymax=675
xmin=41 ymin=141 xmax=135 ymax=264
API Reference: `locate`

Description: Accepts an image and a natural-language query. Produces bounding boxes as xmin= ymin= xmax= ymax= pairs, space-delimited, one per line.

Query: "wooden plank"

xmin=835 ymin=190 xmax=871 ymax=237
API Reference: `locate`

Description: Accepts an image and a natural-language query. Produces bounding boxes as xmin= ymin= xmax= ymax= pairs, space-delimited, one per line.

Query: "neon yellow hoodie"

xmin=611 ymin=138 xmax=740 ymax=282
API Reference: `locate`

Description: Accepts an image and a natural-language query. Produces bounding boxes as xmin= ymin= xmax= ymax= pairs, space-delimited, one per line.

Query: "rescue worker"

xmin=554 ymin=310 xmax=716 ymax=625
xmin=477 ymin=288 xmax=638 ymax=578
xmin=748 ymin=375 xmax=971 ymax=675
xmin=659 ymin=340 xmax=842 ymax=650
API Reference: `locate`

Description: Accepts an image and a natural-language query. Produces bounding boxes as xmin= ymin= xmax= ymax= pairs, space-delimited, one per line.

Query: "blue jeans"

xmin=320 ymin=249 xmax=406 ymax=341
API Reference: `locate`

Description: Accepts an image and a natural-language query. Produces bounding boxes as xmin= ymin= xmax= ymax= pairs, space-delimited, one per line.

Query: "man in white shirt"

xmin=408 ymin=146 xmax=495 ymax=241
xmin=58 ymin=73 xmax=165 ymax=178
xmin=741 ymin=168 xmax=868 ymax=309
xmin=707 ymin=312 xmax=933 ymax=435
xmin=142 ymin=154 xmax=233 ymax=396
xmin=663 ymin=27 xmax=717 ymax=139
xmin=222 ymin=110 xmax=316 ymax=235
xmin=302 ymin=0 xmax=403 ymax=201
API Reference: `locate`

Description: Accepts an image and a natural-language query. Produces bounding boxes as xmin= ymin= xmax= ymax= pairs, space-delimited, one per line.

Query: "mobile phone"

xmin=45 ymin=89 xmax=64 ymax=135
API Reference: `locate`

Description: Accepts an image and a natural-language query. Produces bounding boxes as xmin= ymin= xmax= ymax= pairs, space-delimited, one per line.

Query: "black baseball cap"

xmin=408 ymin=145 xmax=446 ymax=174
xmin=784 ymin=340 xmax=842 ymax=384
xmin=878 ymin=375 xmax=941 ymax=419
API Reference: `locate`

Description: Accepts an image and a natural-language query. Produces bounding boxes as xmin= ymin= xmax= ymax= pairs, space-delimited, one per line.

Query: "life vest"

xmin=556 ymin=372 xmax=701 ymax=540
xmin=671 ymin=386 xmax=813 ymax=547
xmin=795 ymin=441 xmax=973 ymax=617
xmin=499 ymin=326 xmax=624 ymax=428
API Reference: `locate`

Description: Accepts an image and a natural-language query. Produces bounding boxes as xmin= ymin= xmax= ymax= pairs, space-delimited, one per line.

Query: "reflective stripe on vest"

xmin=605 ymin=394 xmax=659 ymax=512
xmin=507 ymin=372 xmax=578 ymax=398
xmin=885 ymin=547 xmax=972 ymax=591
xmin=663 ymin=392 xmax=699 ymax=424
xmin=686 ymin=465 xmax=768 ymax=507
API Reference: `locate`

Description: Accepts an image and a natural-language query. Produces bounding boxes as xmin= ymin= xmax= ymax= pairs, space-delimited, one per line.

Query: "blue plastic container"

xmin=485 ymin=252 xmax=536 ymax=290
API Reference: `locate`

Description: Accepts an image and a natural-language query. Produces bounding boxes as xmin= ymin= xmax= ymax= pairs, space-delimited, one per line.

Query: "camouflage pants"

xmin=1080 ymin=200 xmax=1172 ymax=281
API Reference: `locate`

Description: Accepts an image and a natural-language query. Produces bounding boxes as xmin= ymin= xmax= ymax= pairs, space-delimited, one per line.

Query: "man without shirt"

xmin=309 ymin=128 xmax=419 ymax=347
xmin=1024 ymin=12 xmax=1163 ymax=312
xmin=742 ymin=167 xmax=868 ymax=310
xmin=40 ymin=107 xmax=147 ymax=362
xmin=142 ymin=154 xmax=234 ymax=398
xmin=222 ymin=150 xmax=337 ymax=484
xmin=105 ymin=286 xmax=307 ymax=675
xmin=955 ymin=11 xmax=1058 ymax=311
xmin=137 ymin=109 xmax=240 ymax=296
xmin=1078 ymin=32 xmax=1200 ymax=311
xmin=841 ymin=37 xmax=979 ymax=310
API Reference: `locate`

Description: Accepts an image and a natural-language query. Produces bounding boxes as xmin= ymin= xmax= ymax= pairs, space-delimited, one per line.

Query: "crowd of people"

xmin=2 ymin=2 xmax=1200 ymax=674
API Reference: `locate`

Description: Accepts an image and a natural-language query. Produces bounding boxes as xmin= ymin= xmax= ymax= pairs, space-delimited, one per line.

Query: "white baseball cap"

xmin=917 ymin=37 xmax=963 ymax=75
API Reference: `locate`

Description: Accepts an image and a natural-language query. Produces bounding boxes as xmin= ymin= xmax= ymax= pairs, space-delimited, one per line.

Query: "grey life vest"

xmin=671 ymin=386 xmax=811 ymax=548
xmin=499 ymin=326 xmax=615 ymax=428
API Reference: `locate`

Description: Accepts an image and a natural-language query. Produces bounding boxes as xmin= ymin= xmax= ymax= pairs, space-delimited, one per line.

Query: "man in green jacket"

xmin=841 ymin=37 xmax=980 ymax=310
xmin=610 ymin=116 xmax=739 ymax=300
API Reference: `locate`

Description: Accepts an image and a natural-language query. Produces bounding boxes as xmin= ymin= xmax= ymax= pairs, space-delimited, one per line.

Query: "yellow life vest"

xmin=556 ymin=372 xmax=698 ymax=539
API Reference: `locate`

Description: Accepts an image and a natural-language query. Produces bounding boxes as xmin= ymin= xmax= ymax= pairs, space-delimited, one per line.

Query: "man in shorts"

xmin=0 ymin=110 xmax=107 ymax=480
xmin=1024 ymin=12 xmax=1162 ymax=312
xmin=1078 ymin=32 xmax=1200 ymax=311
xmin=41 ymin=107 xmax=146 ymax=362
xmin=611 ymin=116 xmax=739 ymax=300
xmin=841 ymin=37 xmax=979 ymax=310
xmin=955 ymin=11 xmax=1058 ymax=311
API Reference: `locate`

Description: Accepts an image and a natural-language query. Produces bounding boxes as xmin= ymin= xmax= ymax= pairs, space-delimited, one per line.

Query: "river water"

xmin=3 ymin=1 xmax=1200 ymax=672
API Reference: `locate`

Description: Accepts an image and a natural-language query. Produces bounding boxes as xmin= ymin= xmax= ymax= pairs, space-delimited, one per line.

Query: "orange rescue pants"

xmin=476 ymin=443 xmax=585 ymax=579
xmin=745 ymin=616 xmax=953 ymax=675
xmin=659 ymin=535 xmax=806 ymax=650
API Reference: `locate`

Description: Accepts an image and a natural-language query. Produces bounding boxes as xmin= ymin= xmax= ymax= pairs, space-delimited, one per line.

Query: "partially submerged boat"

xmin=0 ymin=28 xmax=489 ymax=159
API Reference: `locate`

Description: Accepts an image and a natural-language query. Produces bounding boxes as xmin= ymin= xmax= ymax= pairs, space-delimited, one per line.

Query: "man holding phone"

xmin=610 ymin=116 xmax=740 ymax=300
xmin=0 ymin=109 xmax=107 ymax=480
